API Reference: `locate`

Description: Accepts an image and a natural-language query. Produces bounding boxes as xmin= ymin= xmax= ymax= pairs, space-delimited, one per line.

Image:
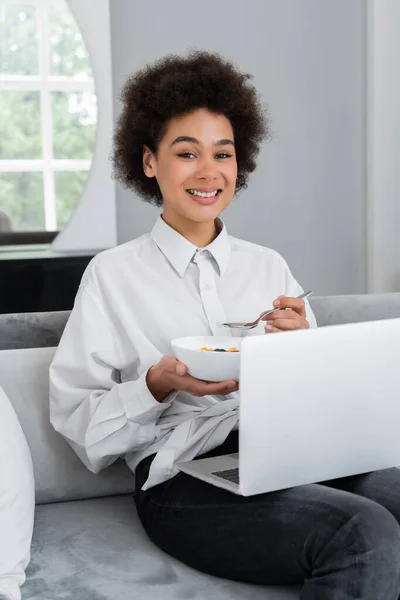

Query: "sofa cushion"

xmin=0 ymin=386 xmax=35 ymax=600
xmin=0 ymin=347 xmax=134 ymax=505
xmin=25 ymin=495 xmax=300 ymax=599
xmin=309 ymin=292 xmax=400 ymax=326
xmin=0 ymin=312 xmax=69 ymax=351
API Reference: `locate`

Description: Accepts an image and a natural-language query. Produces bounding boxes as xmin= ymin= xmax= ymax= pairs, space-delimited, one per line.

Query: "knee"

xmin=345 ymin=500 xmax=400 ymax=563
xmin=307 ymin=499 xmax=400 ymax=599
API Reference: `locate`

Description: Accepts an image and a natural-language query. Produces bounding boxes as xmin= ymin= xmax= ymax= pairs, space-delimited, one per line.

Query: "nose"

xmin=195 ymin=157 xmax=218 ymax=181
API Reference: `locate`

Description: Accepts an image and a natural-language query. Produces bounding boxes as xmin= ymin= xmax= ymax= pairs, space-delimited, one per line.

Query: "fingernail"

xmin=266 ymin=320 xmax=272 ymax=325
xmin=265 ymin=324 xmax=272 ymax=331
xmin=273 ymin=299 xmax=280 ymax=307
xmin=228 ymin=383 xmax=237 ymax=390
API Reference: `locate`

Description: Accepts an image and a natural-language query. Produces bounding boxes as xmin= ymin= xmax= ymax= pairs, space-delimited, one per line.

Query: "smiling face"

xmin=143 ymin=108 xmax=237 ymax=241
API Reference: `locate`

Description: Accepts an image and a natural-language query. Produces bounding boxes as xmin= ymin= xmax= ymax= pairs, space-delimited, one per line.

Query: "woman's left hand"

xmin=262 ymin=295 xmax=309 ymax=333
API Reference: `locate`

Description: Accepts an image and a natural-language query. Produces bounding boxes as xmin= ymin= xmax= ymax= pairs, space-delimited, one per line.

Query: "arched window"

xmin=0 ymin=0 xmax=97 ymax=242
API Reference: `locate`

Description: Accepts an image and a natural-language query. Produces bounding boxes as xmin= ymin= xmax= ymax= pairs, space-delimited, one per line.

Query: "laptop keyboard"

xmin=212 ymin=467 xmax=240 ymax=484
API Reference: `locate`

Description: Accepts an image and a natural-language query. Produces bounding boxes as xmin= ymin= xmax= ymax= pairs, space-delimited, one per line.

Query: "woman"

xmin=49 ymin=51 xmax=400 ymax=599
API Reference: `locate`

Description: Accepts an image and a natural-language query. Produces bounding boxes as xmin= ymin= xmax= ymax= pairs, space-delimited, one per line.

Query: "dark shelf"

xmin=0 ymin=231 xmax=59 ymax=246
xmin=0 ymin=246 xmax=101 ymax=313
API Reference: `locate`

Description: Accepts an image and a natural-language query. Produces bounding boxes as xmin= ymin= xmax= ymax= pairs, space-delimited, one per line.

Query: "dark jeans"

xmin=135 ymin=431 xmax=400 ymax=599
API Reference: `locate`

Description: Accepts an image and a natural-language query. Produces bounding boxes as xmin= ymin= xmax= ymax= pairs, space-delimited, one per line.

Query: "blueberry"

xmin=214 ymin=348 xmax=226 ymax=352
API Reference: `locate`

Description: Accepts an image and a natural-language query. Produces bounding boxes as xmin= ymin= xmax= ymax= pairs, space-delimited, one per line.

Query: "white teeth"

xmin=188 ymin=190 xmax=219 ymax=198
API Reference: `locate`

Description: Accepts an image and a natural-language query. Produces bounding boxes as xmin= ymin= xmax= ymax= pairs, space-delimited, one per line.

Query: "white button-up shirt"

xmin=49 ymin=216 xmax=317 ymax=489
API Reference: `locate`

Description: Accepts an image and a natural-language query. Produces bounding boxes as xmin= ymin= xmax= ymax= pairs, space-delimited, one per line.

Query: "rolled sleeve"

xmin=49 ymin=286 xmax=176 ymax=473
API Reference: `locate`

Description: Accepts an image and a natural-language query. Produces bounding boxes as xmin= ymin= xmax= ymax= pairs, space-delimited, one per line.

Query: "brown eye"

xmin=178 ymin=152 xmax=196 ymax=159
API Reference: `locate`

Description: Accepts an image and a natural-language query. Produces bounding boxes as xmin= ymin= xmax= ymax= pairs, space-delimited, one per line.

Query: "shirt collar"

xmin=151 ymin=216 xmax=231 ymax=277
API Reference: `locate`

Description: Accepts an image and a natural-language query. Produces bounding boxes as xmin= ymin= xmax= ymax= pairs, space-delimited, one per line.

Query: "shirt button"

xmin=205 ymin=284 xmax=212 ymax=291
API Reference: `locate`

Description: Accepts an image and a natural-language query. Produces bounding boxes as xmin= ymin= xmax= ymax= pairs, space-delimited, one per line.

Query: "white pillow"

xmin=0 ymin=386 xmax=35 ymax=600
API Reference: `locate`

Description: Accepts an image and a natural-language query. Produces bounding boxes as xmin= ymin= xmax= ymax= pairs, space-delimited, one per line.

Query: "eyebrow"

xmin=170 ymin=136 xmax=235 ymax=147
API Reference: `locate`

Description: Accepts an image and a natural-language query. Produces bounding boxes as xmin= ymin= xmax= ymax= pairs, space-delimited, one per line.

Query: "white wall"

xmin=110 ymin=0 xmax=367 ymax=295
xmin=367 ymin=0 xmax=400 ymax=293
xmin=51 ymin=0 xmax=116 ymax=252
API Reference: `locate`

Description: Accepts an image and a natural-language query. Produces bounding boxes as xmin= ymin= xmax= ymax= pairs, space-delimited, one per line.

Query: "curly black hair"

xmin=112 ymin=50 xmax=269 ymax=207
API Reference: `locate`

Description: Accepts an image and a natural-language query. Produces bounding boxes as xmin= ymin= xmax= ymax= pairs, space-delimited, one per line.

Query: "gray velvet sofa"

xmin=1 ymin=293 xmax=400 ymax=600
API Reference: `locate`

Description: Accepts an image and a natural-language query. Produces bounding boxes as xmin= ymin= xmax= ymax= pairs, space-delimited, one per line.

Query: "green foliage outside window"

xmin=0 ymin=2 xmax=97 ymax=234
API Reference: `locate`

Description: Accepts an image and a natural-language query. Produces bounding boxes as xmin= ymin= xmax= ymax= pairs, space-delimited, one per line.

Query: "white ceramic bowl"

xmin=170 ymin=336 xmax=242 ymax=382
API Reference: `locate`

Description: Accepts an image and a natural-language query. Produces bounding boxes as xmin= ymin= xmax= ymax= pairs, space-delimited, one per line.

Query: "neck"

xmin=161 ymin=212 xmax=219 ymax=247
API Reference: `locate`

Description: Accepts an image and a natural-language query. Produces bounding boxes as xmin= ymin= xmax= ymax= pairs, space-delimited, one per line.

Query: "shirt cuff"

xmin=122 ymin=370 xmax=177 ymax=424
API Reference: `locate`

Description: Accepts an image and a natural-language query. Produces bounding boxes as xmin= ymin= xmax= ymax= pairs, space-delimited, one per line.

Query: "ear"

xmin=143 ymin=146 xmax=157 ymax=178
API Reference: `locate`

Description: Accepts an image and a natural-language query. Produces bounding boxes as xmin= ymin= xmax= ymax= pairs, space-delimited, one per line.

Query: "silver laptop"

xmin=177 ymin=317 xmax=400 ymax=496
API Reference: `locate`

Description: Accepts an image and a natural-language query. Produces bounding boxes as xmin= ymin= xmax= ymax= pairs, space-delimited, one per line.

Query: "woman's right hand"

xmin=146 ymin=355 xmax=239 ymax=402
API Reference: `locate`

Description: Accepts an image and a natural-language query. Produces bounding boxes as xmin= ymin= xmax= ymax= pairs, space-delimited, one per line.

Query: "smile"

xmin=187 ymin=189 xmax=221 ymax=198
xmin=186 ymin=189 xmax=222 ymax=206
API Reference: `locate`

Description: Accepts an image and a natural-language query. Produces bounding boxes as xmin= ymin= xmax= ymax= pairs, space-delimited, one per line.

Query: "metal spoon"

xmin=220 ymin=291 xmax=314 ymax=331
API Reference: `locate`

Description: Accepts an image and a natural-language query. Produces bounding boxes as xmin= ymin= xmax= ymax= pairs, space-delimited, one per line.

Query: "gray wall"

xmin=110 ymin=0 xmax=366 ymax=295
